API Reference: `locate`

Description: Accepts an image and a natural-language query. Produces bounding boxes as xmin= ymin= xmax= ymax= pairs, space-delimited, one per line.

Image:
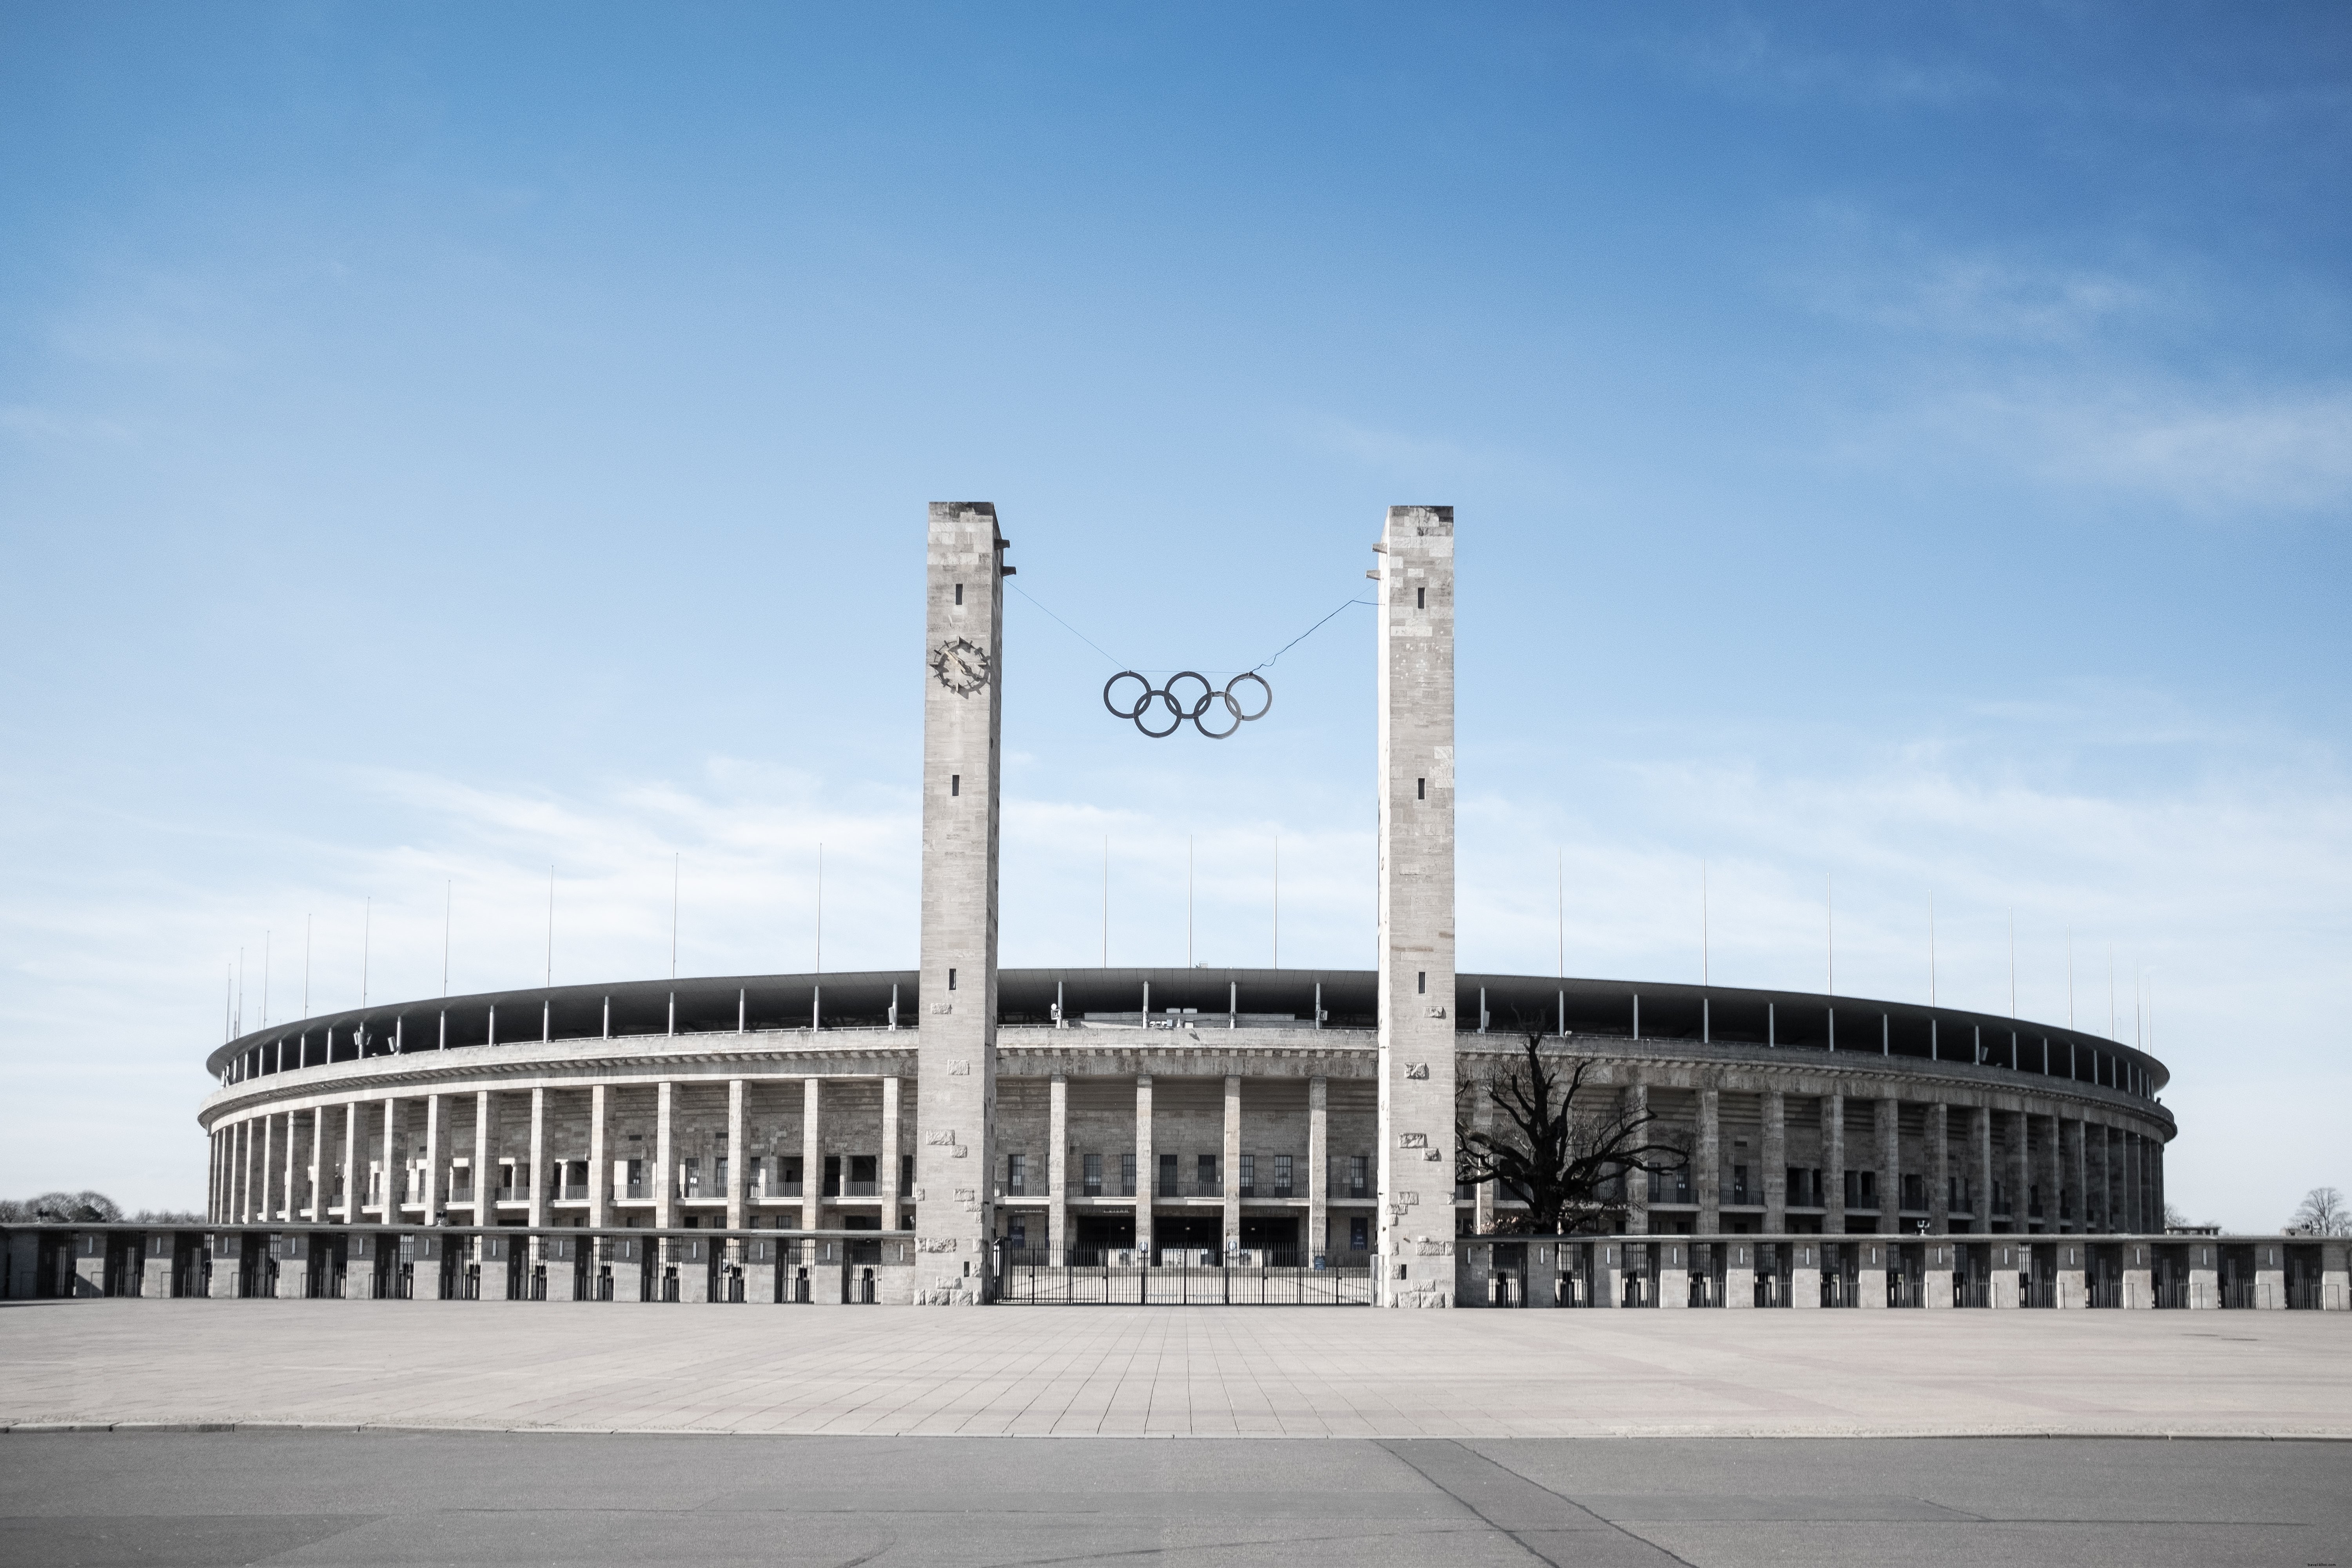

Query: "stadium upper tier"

xmin=207 ymin=967 xmax=2168 ymax=1106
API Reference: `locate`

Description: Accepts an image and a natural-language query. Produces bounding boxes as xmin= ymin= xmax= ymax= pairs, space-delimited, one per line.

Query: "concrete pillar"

xmin=2090 ymin=1122 xmax=2110 ymax=1232
xmin=474 ymin=1089 xmax=498 ymax=1226
xmin=1625 ymin=1081 xmax=1651 ymax=1234
xmin=1308 ymin=1075 xmax=1329 ymax=1259
xmin=724 ymin=1079 xmax=746 ymax=1232
xmin=2065 ymin=1116 xmax=2086 ymax=1234
xmin=2151 ymin=1137 xmax=2165 ymax=1232
xmin=378 ymin=1097 xmax=399 ymax=1221
xmin=1472 ymin=1076 xmax=1497 ymax=1234
xmin=1969 ymin=1106 xmax=1993 ymax=1233
xmin=1222 ymin=1074 xmax=1242 ymax=1255
xmin=307 ymin=1106 xmax=327 ymax=1220
xmin=587 ymin=1083 xmax=611 ymax=1229
xmin=800 ymin=1078 xmax=823 ymax=1233
xmin=1374 ymin=503 xmax=1456 ymax=1308
xmin=1823 ymin=1093 xmax=1846 ymax=1234
xmin=2007 ymin=1110 xmax=2031 ymax=1238
xmin=652 ymin=1081 xmax=675 ymax=1230
xmin=881 ymin=1075 xmax=902 ymax=1229
xmin=1696 ymin=1084 xmax=1722 ymax=1234
xmin=2038 ymin=1111 xmax=2061 ymax=1234
xmin=1134 ymin=1074 xmax=1153 ymax=1254
xmin=528 ymin=1088 xmax=549 ymax=1230
xmin=914 ymin=500 xmax=1007 ymax=1305
xmin=342 ymin=1102 xmax=362 ymax=1222
xmin=262 ymin=1112 xmax=279 ymax=1223
xmin=1761 ymin=1090 xmax=1786 ymax=1233
xmin=424 ymin=1094 xmax=449 ymax=1224
xmin=1047 ymin=1073 xmax=1068 ymax=1263
xmin=1877 ymin=1097 xmax=1901 ymax=1235
xmin=1928 ymin=1103 xmax=1950 ymax=1236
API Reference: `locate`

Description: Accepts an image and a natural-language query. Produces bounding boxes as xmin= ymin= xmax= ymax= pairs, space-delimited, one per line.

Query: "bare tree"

xmin=1457 ymin=1029 xmax=1688 ymax=1235
xmin=19 ymin=1191 xmax=122 ymax=1223
xmin=2289 ymin=1186 xmax=2348 ymax=1236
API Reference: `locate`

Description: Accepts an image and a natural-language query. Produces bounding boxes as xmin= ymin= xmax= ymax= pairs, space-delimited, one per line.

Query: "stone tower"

xmin=1374 ymin=504 xmax=1456 ymax=1307
xmin=914 ymin=502 xmax=1008 ymax=1304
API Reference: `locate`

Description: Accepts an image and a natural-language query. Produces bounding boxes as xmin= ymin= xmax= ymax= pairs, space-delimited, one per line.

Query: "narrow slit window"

xmin=1416 ymin=777 xmax=1425 ymax=800
xmin=1417 ymin=971 xmax=1426 ymax=995
xmin=954 ymin=583 xmax=963 ymax=605
xmin=951 ymin=773 xmax=960 ymax=797
xmin=1416 ymin=586 xmax=1425 ymax=609
xmin=948 ymin=967 xmax=958 ymax=990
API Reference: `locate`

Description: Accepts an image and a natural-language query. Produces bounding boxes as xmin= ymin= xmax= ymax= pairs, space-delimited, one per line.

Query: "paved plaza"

xmin=4 ymin=1299 xmax=2347 ymax=1438
xmin=2 ymin=1427 xmax=2347 ymax=1567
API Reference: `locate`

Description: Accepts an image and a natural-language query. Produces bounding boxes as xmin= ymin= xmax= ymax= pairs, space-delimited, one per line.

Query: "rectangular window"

xmin=1273 ymin=1154 xmax=1292 ymax=1197
xmin=1417 ymin=777 xmax=1425 ymax=800
xmin=626 ymin=1158 xmax=644 ymax=1199
xmin=823 ymin=1155 xmax=842 ymax=1197
xmin=1349 ymin=1217 xmax=1368 ymax=1250
xmin=1238 ymin=1154 xmax=1255 ymax=1198
xmin=1417 ymin=971 xmax=1426 ymax=995
xmin=948 ymin=968 xmax=957 ymax=990
xmin=848 ymin=1154 xmax=877 ymax=1195
xmin=781 ymin=1155 xmax=803 ymax=1194
xmin=1120 ymin=1152 xmax=1136 ymax=1197
xmin=1417 ymin=586 xmax=1426 ymax=609
xmin=683 ymin=1157 xmax=701 ymax=1197
xmin=1083 ymin=1152 xmax=1103 ymax=1197
xmin=902 ymin=1153 xmax=914 ymax=1192
xmin=1349 ymin=1154 xmax=1369 ymax=1198
xmin=1198 ymin=1154 xmax=1220 ymax=1195
xmin=1006 ymin=1153 xmax=1026 ymax=1196
xmin=1159 ymin=1152 xmax=1177 ymax=1195
xmin=954 ymin=583 xmax=963 ymax=605
xmin=951 ymin=774 xmax=960 ymax=797
xmin=715 ymin=1156 xmax=728 ymax=1194
xmin=1732 ymin=1163 xmax=1749 ymax=1205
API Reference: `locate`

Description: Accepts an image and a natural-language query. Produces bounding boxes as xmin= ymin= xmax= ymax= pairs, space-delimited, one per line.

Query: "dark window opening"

xmin=1417 ymin=777 xmax=1425 ymax=800
xmin=1417 ymin=971 xmax=1426 ymax=995
xmin=951 ymin=773 xmax=960 ymax=797
xmin=954 ymin=583 xmax=963 ymax=605
xmin=1416 ymin=586 xmax=1425 ymax=609
xmin=948 ymin=967 xmax=957 ymax=990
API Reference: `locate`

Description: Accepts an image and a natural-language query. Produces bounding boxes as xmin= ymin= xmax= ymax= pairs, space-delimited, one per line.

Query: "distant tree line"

xmin=0 ymin=1192 xmax=203 ymax=1225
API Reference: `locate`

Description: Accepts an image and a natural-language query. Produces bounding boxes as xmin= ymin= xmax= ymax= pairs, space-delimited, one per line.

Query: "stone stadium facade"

xmin=15 ymin=503 xmax=2337 ymax=1313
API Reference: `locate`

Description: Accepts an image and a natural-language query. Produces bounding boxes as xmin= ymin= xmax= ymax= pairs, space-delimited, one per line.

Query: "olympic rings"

xmin=1102 ymin=669 xmax=1274 ymax=740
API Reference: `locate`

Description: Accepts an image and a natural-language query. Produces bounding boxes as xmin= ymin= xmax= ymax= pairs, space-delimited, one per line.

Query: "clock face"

xmin=930 ymin=637 xmax=991 ymax=695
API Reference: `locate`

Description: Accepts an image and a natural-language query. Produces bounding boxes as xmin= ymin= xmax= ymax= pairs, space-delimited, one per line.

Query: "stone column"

xmin=1625 ymin=1081 xmax=1651 ymax=1234
xmin=262 ymin=1112 xmax=279 ymax=1223
xmin=1971 ymin=1107 xmax=1995 ymax=1233
xmin=228 ymin=1122 xmax=243 ymax=1223
xmin=423 ymin=1094 xmax=449 ymax=1224
xmin=308 ymin=1106 xmax=327 ymax=1221
xmin=528 ymin=1087 xmax=549 ymax=1230
xmin=1928 ymin=1103 xmax=1950 ymax=1235
xmin=1222 ymin=1074 xmax=1243 ymax=1255
xmin=914 ymin=500 xmax=1007 ymax=1305
xmin=587 ymin=1083 xmax=611 ymax=1230
xmin=2007 ymin=1110 xmax=2031 ymax=1238
xmin=378 ymin=1097 xmax=399 ymax=1221
xmin=2151 ymin=1137 xmax=2165 ymax=1232
xmin=1696 ymin=1083 xmax=1722 ymax=1234
xmin=1877 ymin=1097 xmax=1901 ymax=1235
xmin=800 ymin=1078 xmax=824 ymax=1232
xmin=1134 ymin=1074 xmax=1153 ymax=1254
xmin=342 ymin=1102 xmax=362 ymax=1222
xmin=1823 ymin=1093 xmax=1846 ymax=1235
xmin=1374 ymin=503 xmax=1456 ymax=1308
xmin=652 ymin=1081 xmax=675 ymax=1230
xmin=1047 ymin=1074 xmax=1069 ymax=1262
xmin=1472 ymin=1075 xmax=1497 ymax=1234
xmin=474 ymin=1090 xmax=499 ymax=1226
xmin=881 ymin=1075 xmax=902 ymax=1229
xmin=1308 ymin=1075 xmax=1329 ymax=1259
xmin=724 ymin=1079 xmax=746 ymax=1232
xmin=1761 ymin=1090 xmax=1786 ymax=1233
xmin=2127 ymin=1131 xmax=2144 ymax=1233
xmin=2040 ymin=1111 xmax=2062 ymax=1235
xmin=2065 ymin=1116 xmax=2086 ymax=1234
xmin=2090 ymin=1122 xmax=2110 ymax=1232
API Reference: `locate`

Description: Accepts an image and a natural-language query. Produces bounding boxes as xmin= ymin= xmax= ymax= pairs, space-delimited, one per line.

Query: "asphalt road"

xmin=1 ymin=1430 xmax=2345 ymax=1568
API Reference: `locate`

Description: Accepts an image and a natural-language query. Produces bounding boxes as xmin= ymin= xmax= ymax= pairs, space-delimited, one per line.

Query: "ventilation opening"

xmin=1417 ymin=586 xmax=1425 ymax=609
xmin=1416 ymin=777 xmax=1425 ymax=800
xmin=951 ymin=773 xmax=960 ymax=797
xmin=954 ymin=583 xmax=963 ymax=606
xmin=1417 ymin=971 xmax=1426 ymax=995
xmin=948 ymin=968 xmax=958 ymax=990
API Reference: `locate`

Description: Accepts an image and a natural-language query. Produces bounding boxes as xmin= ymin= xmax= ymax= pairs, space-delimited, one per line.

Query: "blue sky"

xmin=3 ymin=3 xmax=2346 ymax=1227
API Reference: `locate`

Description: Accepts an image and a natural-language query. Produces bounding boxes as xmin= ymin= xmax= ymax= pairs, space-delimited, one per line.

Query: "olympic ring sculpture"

xmin=1102 ymin=670 xmax=1273 ymax=739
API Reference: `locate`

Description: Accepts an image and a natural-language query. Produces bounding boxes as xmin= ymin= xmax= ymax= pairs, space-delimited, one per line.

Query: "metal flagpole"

xmin=816 ymin=843 xmax=824 ymax=974
xmin=671 ymin=853 xmax=680 ymax=979
xmin=1273 ymin=835 xmax=1279 ymax=969
xmin=361 ymin=899 xmax=370 ymax=1007
xmin=1701 ymin=858 xmax=1709 ymax=987
xmin=546 ymin=865 xmax=555 ymax=989
xmin=261 ymin=930 xmax=270 ymax=1027
xmin=1101 ymin=837 xmax=1109 ymax=967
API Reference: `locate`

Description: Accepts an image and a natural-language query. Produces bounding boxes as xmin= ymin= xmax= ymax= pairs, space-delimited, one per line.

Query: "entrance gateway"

xmin=928 ymin=504 xmax=1455 ymax=1307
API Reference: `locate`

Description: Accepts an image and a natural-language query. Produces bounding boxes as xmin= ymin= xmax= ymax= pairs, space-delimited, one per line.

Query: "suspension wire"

xmin=1010 ymin=580 xmax=1374 ymax=675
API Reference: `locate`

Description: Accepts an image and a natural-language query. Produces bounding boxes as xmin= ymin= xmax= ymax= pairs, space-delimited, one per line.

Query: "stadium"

xmin=14 ymin=503 xmax=2339 ymax=1312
